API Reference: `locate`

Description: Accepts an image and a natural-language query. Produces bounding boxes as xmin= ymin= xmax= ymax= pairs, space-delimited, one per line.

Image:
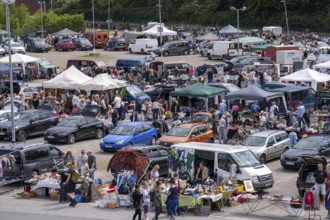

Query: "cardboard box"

xmin=230 ymin=200 xmax=240 ymax=206
xmin=22 ymin=191 xmax=36 ymax=199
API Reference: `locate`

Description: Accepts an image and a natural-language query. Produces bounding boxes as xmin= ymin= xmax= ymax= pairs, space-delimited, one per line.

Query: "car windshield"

xmin=241 ymin=136 xmax=267 ymax=147
xmin=191 ymin=115 xmax=209 ymax=122
xmin=80 ymin=39 xmax=90 ymax=44
xmin=111 ymin=125 xmax=134 ymax=135
xmin=14 ymin=113 xmax=32 ymax=121
xmin=318 ymin=42 xmax=329 ymax=47
xmin=58 ymin=119 xmax=79 ymax=127
xmin=39 ymin=59 xmax=51 ymax=65
xmin=167 ymin=127 xmax=191 ymax=137
xmin=232 ymin=150 xmax=262 ymax=167
xmin=162 ymin=42 xmax=172 ymax=49
xmin=293 ymin=138 xmax=321 ymax=150
xmin=35 ymin=39 xmax=46 ymax=45
xmin=11 ymin=43 xmax=21 ymax=47
xmin=127 ymin=85 xmax=143 ymax=95
xmin=95 ymin=60 xmax=108 ymax=67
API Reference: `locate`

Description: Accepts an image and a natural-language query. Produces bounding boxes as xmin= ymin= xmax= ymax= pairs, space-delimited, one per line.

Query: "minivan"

xmin=128 ymin=38 xmax=158 ymax=54
xmin=115 ymin=58 xmax=146 ymax=72
xmin=154 ymin=41 xmax=190 ymax=56
xmin=0 ymin=143 xmax=65 ymax=179
xmin=173 ymin=142 xmax=274 ymax=191
xmin=26 ymin=37 xmax=49 ymax=53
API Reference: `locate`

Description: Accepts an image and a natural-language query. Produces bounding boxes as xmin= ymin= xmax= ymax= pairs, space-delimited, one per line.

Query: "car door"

xmin=189 ymin=127 xmax=201 ymax=142
xmin=49 ymin=146 xmax=65 ymax=168
xmin=274 ymin=134 xmax=285 ymax=158
xmin=198 ymin=125 xmax=208 ymax=142
xmin=215 ymin=153 xmax=235 ymax=181
xmin=143 ymin=124 xmax=155 ymax=144
xmin=158 ymin=148 xmax=169 ymax=175
xmin=265 ymin=136 xmax=277 ymax=160
xmin=28 ymin=113 xmax=43 ymax=135
xmin=75 ymin=118 xmax=90 ymax=140
xmin=133 ymin=125 xmax=145 ymax=144
xmin=169 ymin=43 xmax=177 ymax=55
xmin=86 ymin=118 xmax=99 ymax=138
xmin=23 ymin=147 xmax=50 ymax=176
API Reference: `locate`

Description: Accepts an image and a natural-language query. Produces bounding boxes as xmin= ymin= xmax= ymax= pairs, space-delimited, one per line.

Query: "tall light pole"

xmin=38 ymin=0 xmax=44 ymax=38
xmin=230 ymin=6 xmax=246 ymax=57
xmin=281 ymin=0 xmax=290 ymax=40
xmin=157 ymin=0 xmax=163 ymax=61
xmin=107 ymin=0 xmax=110 ymax=33
xmin=0 ymin=0 xmax=16 ymax=143
xmin=92 ymin=0 xmax=96 ymax=51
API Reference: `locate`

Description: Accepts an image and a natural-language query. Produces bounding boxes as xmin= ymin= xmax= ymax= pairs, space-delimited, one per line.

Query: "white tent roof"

xmin=0 ymin=53 xmax=38 ymax=64
xmin=219 ymin=25 xmax=244 ymax=34
xmin=43 ymin=66 xmax=92 ymax=89
xmin=142 ymin=24 xmax=177 ymax=36
xmin=80 ymin=73 xmax=125 ymax=91
xmin=280 ymin=68 xmax=330 ymax=90
xmin=313 ymin=61 xmax=330 ymax=69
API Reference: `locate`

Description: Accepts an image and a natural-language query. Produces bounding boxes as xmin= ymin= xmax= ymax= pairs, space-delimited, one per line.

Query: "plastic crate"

xmin=194 ymin=205 xmax=210 ymax=216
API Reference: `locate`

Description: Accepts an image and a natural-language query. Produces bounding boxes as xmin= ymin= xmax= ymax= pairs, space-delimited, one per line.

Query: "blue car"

xmin=100 ymin=122 xmax=158 ymax=151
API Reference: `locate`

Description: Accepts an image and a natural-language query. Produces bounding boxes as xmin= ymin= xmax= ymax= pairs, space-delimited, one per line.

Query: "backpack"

xmin=304 ymin=191 xmax=314 ymax=206
xmin=71 ymin=169 xmax=81 ymax=183
xmin=149 ymin=190 xmax=155 ymax=203
xmin=273 ymin=105 xmax=279 ymax=117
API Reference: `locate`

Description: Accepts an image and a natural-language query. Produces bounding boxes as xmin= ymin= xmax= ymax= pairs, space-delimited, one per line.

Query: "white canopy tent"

xmin=0 ymin=53 xmax=39 ymax=77
xmin=280 ymin=68 xmax=330 ymax=90
xmin=43 ymin=66 xmax=92 ymax=89
xmin=313 ymin=61 xmax=330 ymax=70
xmin=219 ymin=25 xmax=244 ymax=35
xmin=141 ymin=24 xmax=177 ymax=36
xmin=80 ymin=73 xmax=125 ymax=91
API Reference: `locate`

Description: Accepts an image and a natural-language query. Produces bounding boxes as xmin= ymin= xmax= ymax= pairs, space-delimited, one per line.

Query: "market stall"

xmin=0 ymin=53 xmax=39 ymax=78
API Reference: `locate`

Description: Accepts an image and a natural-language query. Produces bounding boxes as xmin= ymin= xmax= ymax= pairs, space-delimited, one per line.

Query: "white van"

xmin=207 ymin=41 xmax=243 ymax=60
xmin=128 ymin=39 xmax=158 ymax=54
xmin=172 ymin=142 xmax=274 ymax=191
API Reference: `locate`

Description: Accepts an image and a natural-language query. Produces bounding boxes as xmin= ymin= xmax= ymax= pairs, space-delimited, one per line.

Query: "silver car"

xmin=240 ymin=130 xmax=291 ymax=164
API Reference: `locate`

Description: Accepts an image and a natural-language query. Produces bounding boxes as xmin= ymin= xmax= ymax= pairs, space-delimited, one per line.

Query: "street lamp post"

xmin=107 ymin=0 xmax=110 ymax=33
xmin=92 ymin=0 xmax=96 ymax=51
xmin=39 ymin=0 xmax=44 ymax=38
xmin=230 ymin=6 xmax=246 ymax=57
xmin=0 ymin=0 xmax=16 ymax=143
xmin=281 ymin=0 xmax=290 ymax=39
xmin=157 ymin=0 xmax=163 ymax=61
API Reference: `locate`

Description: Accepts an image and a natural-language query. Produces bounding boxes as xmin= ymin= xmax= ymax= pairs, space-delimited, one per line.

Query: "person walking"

xmin=152 ymin=99 xmax=161 ymax=121
xmin=141 ymin=181 xmax=151 ymax=220
xmin=219 ymin=100 xmax=227 ymax=120
xmin=132 ymin=184 xmax=143 ymax=220
xmin=297 ymin=102 xmax=305 ymax=128
xmin=152 ymin=181 xmax=162 ymax=220
xmin=166 ymin=178 xmax=179 ymax=220
xmin=87 ymin=151 xmax=97 ymax=180
xmin=219 ymin=115 xmax=227 ymax=144
xmin=314 ymin=163 xmax=328 ymax=202
xmin=231 ymin=102 xmax=239 ymax=124
xmin=269 ymin=102 xmax=279 ymax=123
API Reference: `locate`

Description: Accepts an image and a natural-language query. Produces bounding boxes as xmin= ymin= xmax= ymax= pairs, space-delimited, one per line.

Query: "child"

xmin=132 ymin=184 xmax=143 ymax=220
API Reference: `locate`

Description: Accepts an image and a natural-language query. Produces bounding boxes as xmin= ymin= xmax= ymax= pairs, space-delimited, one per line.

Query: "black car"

xmin=154 ymin=41 xmax=190 ymax=56
xmin=280 ymin=135 xmax=330 ymax=169
xmin=0 ymin=110 xmax=58 ymax=142
xmin=44 ymin=116 xmax=104 ymax=144
xmin=73 ymin=38 xmax=93 ymax=51
xmin=104 ymin=38 xmax=127 ymax=51
xmin=144 ymin=84 xmax=176 ymax=100
xmin=26 ymin=37 xmax=49 ymax=52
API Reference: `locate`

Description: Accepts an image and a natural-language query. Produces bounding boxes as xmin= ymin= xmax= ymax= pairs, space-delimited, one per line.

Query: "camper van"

xmin=207 ymin=41 xmax=243 ymax=60
xmin=172 ymin=142 xmax=274 ymax=191
xmin=84 ymin=30 xmax=109 ymax=48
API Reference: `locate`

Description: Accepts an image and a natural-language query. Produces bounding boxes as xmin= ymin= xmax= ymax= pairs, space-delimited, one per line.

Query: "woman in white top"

xmin=141 ymin=182 xmax=151 ymax=220
xmin=150 ymin=164 xmax=160 ymax=179
xmin=80 ymin=159 xmax=89 ymax=177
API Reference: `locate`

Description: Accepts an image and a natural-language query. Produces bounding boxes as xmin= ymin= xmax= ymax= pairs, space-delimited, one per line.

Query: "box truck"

xmin=276 ymin=50 xmax=302 ymax=65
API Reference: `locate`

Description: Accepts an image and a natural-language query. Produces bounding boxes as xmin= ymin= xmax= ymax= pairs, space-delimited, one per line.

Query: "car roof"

xmin=20 ymin=109 xmax=49 ymax=113
xmin=173 ymin=142 xmax=250 ymax=153
xmin=0 ymin=142 xmax=52 ymax=151
xmin=116 ymin=58 xmax=145 ymax=61
xmin=177 ymin=123 xmax=206 ymax=128
xmin=132 ymin=145 xmax=165 ymax=151
xmin=118 ymin=122 xmax=151 ymax=126
xmin=250 ymin=130 xmax=285 ymax=137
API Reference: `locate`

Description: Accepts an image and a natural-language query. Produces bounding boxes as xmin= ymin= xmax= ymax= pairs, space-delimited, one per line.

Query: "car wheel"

xmin=127 ymin=142 xmax=133 ymax=147
xmin=150 ymin=136 xmax=156 ymax=145
xmin=281 ymin=164 xmax=289 ymax=169
xmin=208 ymin=138 xmax=215 ymax=143
xmin=141 ymin=49 xmax=145 ymax=54
xmin=16 ymin=130 xmax=27 ymax=142
xmin=129 ymin=48 xmax=132 ymax=53
xmin=95 ymin=128 xmax=103 ymax=139
xmin=164 ymin=51 xmax=169 ymax=56
xmin=259 ymin=154 xmax=266 ymax=164
xmin=183 ymin=50 xmax=189 ymax=55
xmin=67 ymin=134 xmax=76 ymax=144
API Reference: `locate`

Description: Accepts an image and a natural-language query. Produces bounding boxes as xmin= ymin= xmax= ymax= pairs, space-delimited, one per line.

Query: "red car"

xmin=55 ymin=39 xmax=75 ymax=51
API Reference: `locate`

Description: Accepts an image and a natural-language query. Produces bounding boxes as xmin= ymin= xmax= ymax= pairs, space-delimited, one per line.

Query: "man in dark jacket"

xmin=132 ymin=184 xmax=143 ymax=220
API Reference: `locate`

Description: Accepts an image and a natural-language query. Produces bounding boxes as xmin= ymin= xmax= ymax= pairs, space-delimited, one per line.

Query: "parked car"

xmin=26 ymin=37 xmax=49 ymax=52
xmin=67 ymin=58 xmax=109 ymax=72
xmin=100 ymin=122 xmax=158 ymax=151
xmin=0 ymin=109 xmax=58 ymax=142
xmin=280 ymin=135 xmax=330 ymax=169
xmin=4 ymin=41 xmax=26 ymax=54
xmin=0 ymin=80 xmax=21 ymax=96
xmin=199 ymin=43 xmax=210 ymax=57
xmin=154 ymin=41 xmax=190 ymax=56
xmin=38 ymin=58 xmax=56 ymax=79
xmin=122 ymin=84 xmax=150 ymax=103
xmin=20 ymin=86 xmax=41 ymax=99
xmin=44 ymin=116 xmax=104 ymax=144
xmin=261 ymin=82 xmax=296 ymax=90
xmin=55 ymin=39 xmax=75 ymax=51
xmin=241 ymin=130 xmax=291 ymax=163
xmin=0 ymin=46 xmax=5 ymax=56
xmin=104 ymin=38 xmax=127 ymax=51
xmin=0 ymin=142 xmax=65 ymax=179
xmin=128 ymin=38 xmax=158 ymax=54
xmin=144 ymin=84 xmax=176 ymax=100
xmin=73 ymin=38 xmax=93 ymax=51
xmin=0 ymin=110 xmax=12 ymax=123
xmin=107 ymin=145 xmax=168 ymax=180
xmin=2 ymin=99 xmax=23 ymax=112
xmin=226 ymin=56 xmax=272 ymax=74
xmin=158 ymin=123 xmax=215 ymax=147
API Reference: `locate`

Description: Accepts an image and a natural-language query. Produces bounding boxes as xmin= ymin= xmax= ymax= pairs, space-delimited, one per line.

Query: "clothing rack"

xmin=303 ymin=187 xmax=321 ymax=220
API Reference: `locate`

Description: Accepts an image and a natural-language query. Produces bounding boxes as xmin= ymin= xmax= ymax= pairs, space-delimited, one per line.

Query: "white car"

xmin=0 ymin=110 xmax=13 ymax=123
xmin=0 ymin=46 xmax=5 ymax=56
xmin=4 ymin=41 xmax=26 ymax=54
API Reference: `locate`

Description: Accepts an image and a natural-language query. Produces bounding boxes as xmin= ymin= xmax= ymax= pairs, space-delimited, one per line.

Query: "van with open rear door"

xmin=84 ymin=30 xmax=109 ymax=48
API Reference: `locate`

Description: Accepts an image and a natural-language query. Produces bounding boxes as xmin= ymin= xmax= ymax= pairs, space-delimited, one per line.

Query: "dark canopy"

xmin=53 ymin=28 xmax=80 ymax=36
xmin=170 ymin=83 xmax=226 ymax=98
xmin=225 ymin=85 xmax=284 ymax=101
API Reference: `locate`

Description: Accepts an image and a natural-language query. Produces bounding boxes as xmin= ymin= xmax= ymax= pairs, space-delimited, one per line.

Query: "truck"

xmin=207 ymin=41 xmax=244 ymax=60
xmin=266 ymin=45 xmax=300 ymax=63
xmin=276 ymin=50 xmax=302 ymax=65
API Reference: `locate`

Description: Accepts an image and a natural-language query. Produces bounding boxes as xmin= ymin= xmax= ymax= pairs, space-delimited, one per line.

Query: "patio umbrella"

xmin=0 ymin=29 xmax=8 ymax=35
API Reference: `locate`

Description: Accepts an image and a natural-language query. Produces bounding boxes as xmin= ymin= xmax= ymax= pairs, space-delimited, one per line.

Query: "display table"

xmin=0 ymin=178 xmax=23 ymax=187
xmin=161 ymin=194 xmax=196 ymax=208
